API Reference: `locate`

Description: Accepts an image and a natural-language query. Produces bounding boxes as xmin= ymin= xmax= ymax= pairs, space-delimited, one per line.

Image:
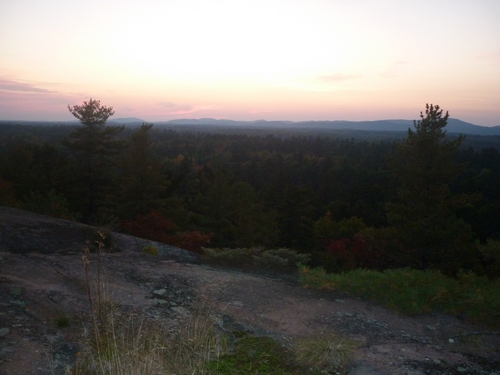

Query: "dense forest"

xmin=1 ymin=101 xmax=499 ymax=277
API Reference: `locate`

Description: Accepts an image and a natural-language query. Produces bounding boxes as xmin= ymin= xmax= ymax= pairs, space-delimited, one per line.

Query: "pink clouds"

xmin=0 ymin=77 xmax=80 ymax=121
xmin=0 ymin=78 xmax=55 ymax=94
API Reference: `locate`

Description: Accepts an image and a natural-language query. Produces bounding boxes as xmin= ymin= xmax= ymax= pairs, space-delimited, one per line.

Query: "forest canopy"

xmin=1 ymin=102 xmax=499 ymax=277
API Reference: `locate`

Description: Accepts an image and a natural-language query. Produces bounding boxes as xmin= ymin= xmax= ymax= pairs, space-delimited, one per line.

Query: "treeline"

xmin=1 ymin=103 xmax=499 ymax=277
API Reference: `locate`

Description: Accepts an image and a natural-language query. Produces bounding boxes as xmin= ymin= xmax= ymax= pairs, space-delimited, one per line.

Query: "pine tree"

xmin=386 ymin=104 xmax=474 ymax=272
xmin=63 ymin=99 xmax=125 ymax=223
xmin=117 ymin=124 xmax=167 ymax=219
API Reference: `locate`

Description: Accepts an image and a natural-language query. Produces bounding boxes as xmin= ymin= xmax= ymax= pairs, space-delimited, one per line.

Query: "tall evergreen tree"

xmin=63 ymin=99 xmax=125 ymax=223
xmin=386 ymin=104 xmax=474 ymax=271
xmin=117 ymin=124 xmax=167 ymax=219
xmin=277 ymin=184 xmax=316 ymax=250
xmin=229 ymin=182 xmax=279 ymax=248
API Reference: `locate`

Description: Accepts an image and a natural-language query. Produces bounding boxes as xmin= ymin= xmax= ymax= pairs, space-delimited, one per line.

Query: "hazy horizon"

xmin=2 ymin=115 xmax=498 ymax=129
xmin=1 ymin=0 xmax=499 ymax=126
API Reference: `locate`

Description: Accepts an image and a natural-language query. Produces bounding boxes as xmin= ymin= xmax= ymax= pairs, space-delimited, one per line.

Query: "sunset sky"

xmin=1 ymin=0 xmax=499 ymax=126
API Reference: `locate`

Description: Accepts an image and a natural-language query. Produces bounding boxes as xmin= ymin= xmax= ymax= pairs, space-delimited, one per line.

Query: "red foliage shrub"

xmin=324 ymin=235 xmax=376 ymax=270
xmin=356 ymin=228 xmax=407 ymax=269
xmin=168 ymin=231 xmax=212 ymax=254
xmin=121 ymin=211 xmax=177 ymax=243
xmin=121 ymin=211 xmax=212 ymax=253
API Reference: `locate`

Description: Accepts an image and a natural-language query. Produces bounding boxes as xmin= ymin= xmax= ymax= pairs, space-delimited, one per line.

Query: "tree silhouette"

xmin=386 ymin=104 xmax=474 ymax=272
xmin=63 ymin=99 xmax=125 ymax=223
xmin=117 ymin=124 xmax=167 ymax=219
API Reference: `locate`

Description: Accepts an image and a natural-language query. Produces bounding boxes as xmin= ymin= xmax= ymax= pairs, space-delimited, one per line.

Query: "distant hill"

xmin=2 ymin=117 xmax=499 ymax=136
xmin=156 ymin=118 xmax=500 ymax=136
xmin=109 ymin=117 xmax=147 ymax=124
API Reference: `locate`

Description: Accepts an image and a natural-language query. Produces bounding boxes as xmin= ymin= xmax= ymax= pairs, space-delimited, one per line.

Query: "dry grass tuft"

xmin=67 ymin=234 xmax=224 ymax=375
xmin=293 ymin=334 xmax=358 ymax=374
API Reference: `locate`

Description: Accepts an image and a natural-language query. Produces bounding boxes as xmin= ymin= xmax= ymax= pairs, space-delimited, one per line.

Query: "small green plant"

xmin=142 ymin=244 xmax=159 ymax=256
xmin=293 ymin=334 xmax=358 ymax=374
xmin=53 ymin=312 xmax=70 ymax=328
xmin=207 ymin=336 xmax=298 ymax=375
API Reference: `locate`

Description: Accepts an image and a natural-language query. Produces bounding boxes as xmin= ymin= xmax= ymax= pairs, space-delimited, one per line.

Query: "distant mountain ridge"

xmin=156 ymin=118 xmax=500 ymax=136
xmin=108 ymin=117 xmax=148 ymax=124
xmin=2 ymin=118 xmax=499 ymax=136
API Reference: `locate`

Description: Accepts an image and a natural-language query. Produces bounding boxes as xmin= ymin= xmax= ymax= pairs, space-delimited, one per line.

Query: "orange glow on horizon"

xmin=1 ymin=0 xmax=499 ymax=126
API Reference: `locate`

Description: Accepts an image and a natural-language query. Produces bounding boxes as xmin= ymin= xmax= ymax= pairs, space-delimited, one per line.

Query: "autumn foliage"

xmin=121 ymin=211 xmax=211 ymax=253
xmin=324 ymin=236 xmax=370 ymax=270
xmin=171 ymin=230 xmax=212 ymax=253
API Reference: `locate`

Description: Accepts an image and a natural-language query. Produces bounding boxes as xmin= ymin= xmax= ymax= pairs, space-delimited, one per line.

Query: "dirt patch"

xmin=0 ymin=207 xmax=499 ymax=375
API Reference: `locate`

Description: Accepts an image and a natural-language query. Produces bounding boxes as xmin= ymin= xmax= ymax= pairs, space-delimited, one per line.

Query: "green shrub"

xmin=53 ymin=312 xmax=70 ymax=328
xmin=203 ymin=247 xmax=259 ymax=269
xmin=21 ymin=189 xmax=77 ymax=220
xmin=474 ymin=239 xmax=500 ymax=279
xmin=207 ymin=336 xmax=297 ymax=375
xmin=314 ymin=214 xmax=366 ymax=241
xmin=206 ymin=333 xmax=356 ymax=375
xmin=299 ymin=266 xmax=500 ymax=327
xmin=253 ymin=248 xmax=310 ymax=273
xmin=203 ymin=247 xmax=309 ymax=274
xmin=142 ymin=245 xmax=159 ymax=256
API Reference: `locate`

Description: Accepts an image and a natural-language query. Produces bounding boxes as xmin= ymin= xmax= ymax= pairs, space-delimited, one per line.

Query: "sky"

xmin=1 ymin=0 xmax=499 ymax=126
